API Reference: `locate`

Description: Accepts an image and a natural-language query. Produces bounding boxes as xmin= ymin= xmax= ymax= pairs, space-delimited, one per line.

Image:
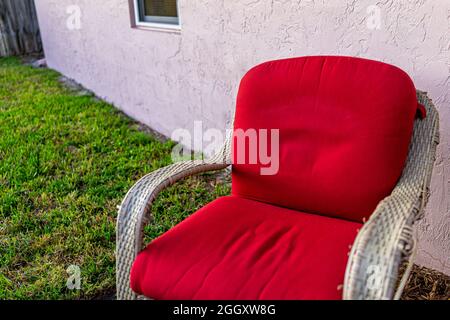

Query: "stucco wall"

xmin=34 ymin=0 xmax=450 ymax=275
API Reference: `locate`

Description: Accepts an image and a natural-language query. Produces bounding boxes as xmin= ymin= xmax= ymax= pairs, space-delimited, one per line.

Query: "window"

xmin=133 ymin=0 xmax=179 ymax=29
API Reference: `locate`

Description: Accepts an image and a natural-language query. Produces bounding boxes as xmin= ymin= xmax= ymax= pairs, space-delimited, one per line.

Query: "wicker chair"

xmin=116 ymin=60 xmax=439 ymax=300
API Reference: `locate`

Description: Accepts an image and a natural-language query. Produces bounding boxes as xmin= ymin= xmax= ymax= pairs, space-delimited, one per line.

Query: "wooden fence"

xmin=0 ymin=0 xmax=42 ymax=57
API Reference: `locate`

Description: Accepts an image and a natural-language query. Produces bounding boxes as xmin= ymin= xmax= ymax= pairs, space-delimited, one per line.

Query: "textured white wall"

xmin=34 ymin=0 xmax=450 ymax=275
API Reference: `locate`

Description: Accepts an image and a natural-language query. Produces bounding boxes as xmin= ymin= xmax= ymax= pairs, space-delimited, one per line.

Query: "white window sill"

xmin=134 ymin=21 xmax=181 ymax=33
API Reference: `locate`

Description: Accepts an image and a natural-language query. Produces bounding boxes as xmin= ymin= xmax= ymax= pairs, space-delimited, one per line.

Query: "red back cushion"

xmin=231 ymin=56 xmax=419 ymax=222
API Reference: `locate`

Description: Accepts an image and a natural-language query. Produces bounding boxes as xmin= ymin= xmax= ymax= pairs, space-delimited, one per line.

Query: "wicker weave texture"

xmin=116 ymin=141 xmax=231 ymax=299
xmin=343 ymin=91 xmax=440 ymax=299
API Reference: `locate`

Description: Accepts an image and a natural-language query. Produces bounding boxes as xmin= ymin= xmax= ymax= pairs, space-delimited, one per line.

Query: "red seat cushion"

xmin=130 ymin=196 xmax=361 ymax=300
xmin=232 ymin=56 xmax=419 ymax=222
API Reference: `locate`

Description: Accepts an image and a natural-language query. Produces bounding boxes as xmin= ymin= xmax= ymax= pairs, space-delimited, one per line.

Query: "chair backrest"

xmin=231 ymin=56 xmax=421 ymax=222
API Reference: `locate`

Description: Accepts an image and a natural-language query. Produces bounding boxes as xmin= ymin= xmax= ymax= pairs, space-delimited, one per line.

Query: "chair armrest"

xmin=343 ymin=91 xmax=440 ymax=300
xmin=116 ymin=149 xmax=231 ymax=299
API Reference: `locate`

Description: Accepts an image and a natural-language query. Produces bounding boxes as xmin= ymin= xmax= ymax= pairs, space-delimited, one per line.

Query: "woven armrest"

xmin=116 ymin=144 xmax=231 ymax=299
xmin=343 ymin=91 xmax=440 ymax=299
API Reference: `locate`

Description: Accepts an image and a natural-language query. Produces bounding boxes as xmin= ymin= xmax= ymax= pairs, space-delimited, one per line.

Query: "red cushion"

xmin=130 ymin=196 xmax=361 ymax=300
xmin=232 ymin=56 xmax=419 ymax=222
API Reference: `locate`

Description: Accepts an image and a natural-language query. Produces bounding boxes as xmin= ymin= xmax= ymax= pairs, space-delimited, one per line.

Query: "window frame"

xmin=131 ymin=0 xmax=181 ymax=31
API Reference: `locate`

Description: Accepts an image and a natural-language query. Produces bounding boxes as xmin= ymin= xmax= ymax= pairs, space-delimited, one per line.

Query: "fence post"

xmin=0 ymin=0 xmax=42 ymax=57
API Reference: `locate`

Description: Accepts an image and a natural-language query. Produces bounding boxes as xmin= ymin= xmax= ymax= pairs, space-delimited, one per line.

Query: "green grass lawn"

xmin=0 ymin=57 xmax=230 ymax=299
